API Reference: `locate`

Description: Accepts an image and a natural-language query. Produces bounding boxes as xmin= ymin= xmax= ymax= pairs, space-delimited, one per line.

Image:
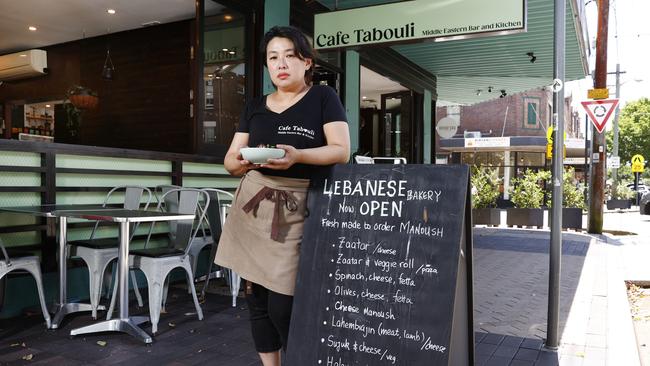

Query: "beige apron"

xmin=215 ymin=170 xmax=310 ymax=296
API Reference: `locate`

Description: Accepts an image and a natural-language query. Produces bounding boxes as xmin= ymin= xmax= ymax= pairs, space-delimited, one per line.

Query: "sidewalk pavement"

xmin=472 ymin=209 xmax=648 ymax=365
xmin=0 ymin=210 xmax=647 ymax=366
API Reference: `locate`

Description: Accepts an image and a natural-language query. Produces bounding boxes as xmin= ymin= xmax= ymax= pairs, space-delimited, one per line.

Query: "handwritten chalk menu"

xmin=286 ymin=164 xmax=474 ymax=366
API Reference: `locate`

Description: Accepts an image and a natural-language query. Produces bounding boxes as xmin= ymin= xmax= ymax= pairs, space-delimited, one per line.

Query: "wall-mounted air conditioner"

xmin=463 ymin=131 xmax=482 ymax=138
xmin=0 ymin=49 xmax=48 ymax=81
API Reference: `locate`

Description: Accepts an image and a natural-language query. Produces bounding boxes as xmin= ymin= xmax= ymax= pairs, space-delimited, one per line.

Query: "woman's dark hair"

xmin=261 ymin=26 xmax=316 ymax=84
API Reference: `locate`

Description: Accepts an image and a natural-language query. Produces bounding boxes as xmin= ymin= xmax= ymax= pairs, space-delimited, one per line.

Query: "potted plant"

xmin=64 ymin=85 xmax=98 ymax=136
xmin=470 ymin=166 xmax=501 ymax=226
xmin=545 ymin=167 xmax=586 ymax=230
xmin=606 ymin=183 xmax=634 ymax=210
xmin=506 ymin=169 xmax=548 ymax=228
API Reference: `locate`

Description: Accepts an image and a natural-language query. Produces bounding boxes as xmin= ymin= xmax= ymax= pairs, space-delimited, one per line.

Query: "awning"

xmin=317 ymin=0 xmax=589 ymax=105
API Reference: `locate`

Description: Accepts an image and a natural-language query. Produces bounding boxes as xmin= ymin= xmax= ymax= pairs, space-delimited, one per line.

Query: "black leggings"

xmin=245 ymin=281 xmax=294 ymax=353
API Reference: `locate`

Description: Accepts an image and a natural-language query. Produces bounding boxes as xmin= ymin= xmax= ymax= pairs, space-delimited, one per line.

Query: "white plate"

xmin=240 ymin=147 xmax=285 ymax=164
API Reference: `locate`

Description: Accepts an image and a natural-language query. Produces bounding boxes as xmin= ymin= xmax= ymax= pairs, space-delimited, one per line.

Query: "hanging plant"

xmin=64 ymin=85 xmax=98 ymax=136
xmin=67 ymin=85 xmax=99 ymax=110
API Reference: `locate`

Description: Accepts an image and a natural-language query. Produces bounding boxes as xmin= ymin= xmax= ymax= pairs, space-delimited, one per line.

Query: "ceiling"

xmin=0 ymin=0 xmax=589 ymax=106
xmin=360 ymin=66 xmax=408 ymax=108
xmin=319 ymin=0 xmax=590 ymax=105
xmin=0 ymin=0 xmax=221 ymax=54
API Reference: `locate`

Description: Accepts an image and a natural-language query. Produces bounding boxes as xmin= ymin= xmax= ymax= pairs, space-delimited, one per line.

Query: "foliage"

xmin=63 ymin=86 xmax=97 ymax=136
xmin=470 ymin=166 xmax=501 ymax=209
xmin=509 ymin=169 xmax=548 ymax=208
xmin=63 ymin=103 xmax=81 ymax=136
xmin=606 ymin=98 xmax=650 ymax=167
xmin=607 ymin=164 xmax=634 ymax=184
xmin=544 ymin=167 xmax=586 ymax=209
xmin=67 ymin=85 xmax=98 ymax=98
xmin=609 ymin=183 xmax=635 ymax=200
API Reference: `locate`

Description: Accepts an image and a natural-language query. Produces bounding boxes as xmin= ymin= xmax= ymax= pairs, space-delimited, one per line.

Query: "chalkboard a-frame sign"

xmin=286 ymin=164 xmax=474 ymax=366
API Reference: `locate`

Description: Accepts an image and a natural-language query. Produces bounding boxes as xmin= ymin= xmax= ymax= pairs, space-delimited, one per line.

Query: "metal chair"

xmin=67 ymin=185 xmax=152 ymax=318
xmin=107 ymin=188 xmax=208 ymax=334
xmin=155 ymin=185 xmax=182 ymax=242
xmin=198 ymin=188 xmax=241 ymax=307
xmin=0 ymin=239 xmax=51 ymax=328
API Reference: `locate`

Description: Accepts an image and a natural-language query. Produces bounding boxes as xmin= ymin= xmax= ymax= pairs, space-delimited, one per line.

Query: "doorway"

xmin=380 ymin=90 xmax=413 ymax=161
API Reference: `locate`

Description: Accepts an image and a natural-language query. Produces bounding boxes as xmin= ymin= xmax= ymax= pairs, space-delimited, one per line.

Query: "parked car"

xmin=641 ymin=191 xmax=650 ymax=215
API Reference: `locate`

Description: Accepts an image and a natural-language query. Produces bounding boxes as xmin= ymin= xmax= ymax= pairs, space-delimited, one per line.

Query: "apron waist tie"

xmin=242 ymin=186 xmax=298 ymax=241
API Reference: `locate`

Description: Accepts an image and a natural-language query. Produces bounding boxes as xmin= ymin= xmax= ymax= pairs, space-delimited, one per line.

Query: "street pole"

xmin=612 ymin=63 xmax=621 ymax=180
xmin=588 ymin=0 xmax=609 ymax=234
xmin=546 ymin=0 xmax=565 ymax=350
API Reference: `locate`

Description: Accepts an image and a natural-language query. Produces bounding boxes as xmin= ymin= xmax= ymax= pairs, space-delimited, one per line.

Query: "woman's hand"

xmin=260 ymin=144 xmax=301 ymax=170
xmin=237 ymin=152 xmax=261 ymax=171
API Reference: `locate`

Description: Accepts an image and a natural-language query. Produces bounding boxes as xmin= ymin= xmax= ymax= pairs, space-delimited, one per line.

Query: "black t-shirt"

xmin=237 ymin=85 xmax=348 ymax=179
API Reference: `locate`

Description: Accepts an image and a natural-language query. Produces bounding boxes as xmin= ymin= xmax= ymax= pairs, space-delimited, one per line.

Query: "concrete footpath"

xmin=472 ymin=209 xmax=649 ymax=365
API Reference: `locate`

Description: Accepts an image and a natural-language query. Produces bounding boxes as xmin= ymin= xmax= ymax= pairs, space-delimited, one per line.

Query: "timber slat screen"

xmin=0 ymin=140 xmax=237 ymax=271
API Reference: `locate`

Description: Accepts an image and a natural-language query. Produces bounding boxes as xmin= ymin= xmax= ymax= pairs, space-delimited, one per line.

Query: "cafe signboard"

xmin=287 ymin=164 xmax=474 ymax=365
xmin=314 ymin=0 xmax=526 ymax=50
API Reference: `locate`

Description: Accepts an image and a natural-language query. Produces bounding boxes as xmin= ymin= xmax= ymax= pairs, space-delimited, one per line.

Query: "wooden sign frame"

xmin=286 ymin=164 xmax=474 ymax=366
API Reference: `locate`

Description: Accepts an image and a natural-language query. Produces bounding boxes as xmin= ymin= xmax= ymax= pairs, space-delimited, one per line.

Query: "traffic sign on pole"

xmin=581 ymin=98 xmax=619 ymax=133
xmin=632 ymin=154 xmax=645 ymax=173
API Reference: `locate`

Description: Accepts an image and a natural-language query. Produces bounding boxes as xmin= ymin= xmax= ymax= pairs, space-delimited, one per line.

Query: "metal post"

xmin=118 ymin=221 xmax=130 ymax=320
xmin=612 ymin=63 xmax=621 ymax=180
xmin=546 ymin=0 xmax=565 ymax=350
xmin=588 ymin=0 xmax=610 ymax=233
xmin=635 ymin=172 xmax=640 ymax=206
xmin=58 ymin=216 xmax=67 ymax=306
xmin=584 ymin=114 xmax=590 ymax=206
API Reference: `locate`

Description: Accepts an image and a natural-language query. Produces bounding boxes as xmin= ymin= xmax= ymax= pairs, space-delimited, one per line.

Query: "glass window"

xmin=516 ymin=152 xmax=545 ymax=167
xmin=201 ymin=3 xmax=247 ymax=149
xmin=527 ymin=102 xmax=537 ymax=125
xmin=461 ymin=152 xmax=475 ymax=165
xmin=523 ymin=97 xmax=541 ymax=129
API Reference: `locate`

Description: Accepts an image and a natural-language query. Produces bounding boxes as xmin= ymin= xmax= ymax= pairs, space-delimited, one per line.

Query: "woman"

xmin=215 ymin=26 xmax=350 ymax=366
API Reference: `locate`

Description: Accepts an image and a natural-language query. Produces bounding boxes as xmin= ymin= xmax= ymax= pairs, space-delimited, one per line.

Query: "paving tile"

xmin=535 ymin=350 xmax=560 ymax=366
xmin=485 ymin=355 xmax=513 ymax=365
xmin=509 ymin=360 xmax=534 ymax=366
xmin=585 ymin=334 xmax=607 ymax=348
xmin=582 ymin=346 xmax=606 ymax=366
xmin=475 ymin=331 xmax=488 ymax=343
xmin=482 ymin=333 xmax=506 ymax=345
xmin=501 ymin=336 xmax=524 ymax=348
xmin=520 ymin=337 xmax=543 ymax=350
xmin=493 ymin=345 xmax=519 ymax=359
xmin=513 ymin=348 xmax=539 ymax=361
xmin=476 ymin=343 xmax=499 ymax=356
xmin=475 ymin=352 xmax=491 ymax=366
xmin=558 ymin=354 xmax=585 ymax=366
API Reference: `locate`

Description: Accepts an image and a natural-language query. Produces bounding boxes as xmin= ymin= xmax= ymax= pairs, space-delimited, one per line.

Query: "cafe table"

xmin=58 ymin=209 xmax=194 ymax=343
xmin=0 ymin=204 xmax=113 ymax=328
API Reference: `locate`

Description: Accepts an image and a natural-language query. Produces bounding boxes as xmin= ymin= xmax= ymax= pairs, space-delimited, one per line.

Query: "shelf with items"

xmin=26 ymin=115 xmax=54 ymax=121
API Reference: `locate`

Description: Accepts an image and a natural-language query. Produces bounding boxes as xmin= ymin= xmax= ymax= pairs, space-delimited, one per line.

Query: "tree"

xmin=606 ymin=98 xmax=650 ymax=172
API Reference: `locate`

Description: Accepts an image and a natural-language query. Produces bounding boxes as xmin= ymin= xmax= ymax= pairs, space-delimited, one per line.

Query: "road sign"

xmin=580 ymin=99 xmax=619 ymax=133
xmin=607 ymin=156 xmax=620 ymax=169
xmin=632 ymin=154 xmax=645 ymax=173
xmin=546 ymin=127 xmax=566 ymax=143
xmin=436 ymin=116 xmax=460 ymax=139
xmin=551 ymin=79 xmax=564 ymax=92
xmin=588 ymin=88 xmax=609 ymax=99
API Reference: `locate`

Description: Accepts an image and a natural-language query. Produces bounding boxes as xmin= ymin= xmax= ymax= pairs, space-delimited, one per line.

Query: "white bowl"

xmin=240 ymin=147 xmax=285 ymax=164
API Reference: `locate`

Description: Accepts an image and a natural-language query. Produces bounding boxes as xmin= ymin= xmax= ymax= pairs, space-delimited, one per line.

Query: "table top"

xmin=53 ymin=209 xmax=194 ymax=223
xmin=0 ymin=204 xmax=110 ymax=217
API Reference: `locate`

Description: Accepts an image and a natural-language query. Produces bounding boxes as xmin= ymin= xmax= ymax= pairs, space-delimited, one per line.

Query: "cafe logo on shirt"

xmin=278 ymin=124 xmax=315 ymax=139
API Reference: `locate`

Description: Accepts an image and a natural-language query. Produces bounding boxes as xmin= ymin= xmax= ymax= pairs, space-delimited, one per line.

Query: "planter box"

xmin=562 ymin=207 xmax=583 ymax=230
xmin=472 ymin=208 xmax=501 ymax=226
xmin=606 ymin=199 xmax=632 ymax=210
xmin=506 ymin=208 xmax=544 ymax=228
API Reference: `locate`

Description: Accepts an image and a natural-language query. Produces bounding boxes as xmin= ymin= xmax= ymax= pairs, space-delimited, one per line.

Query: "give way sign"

xmin=581 ymin=99 xmax=619 ymax=133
